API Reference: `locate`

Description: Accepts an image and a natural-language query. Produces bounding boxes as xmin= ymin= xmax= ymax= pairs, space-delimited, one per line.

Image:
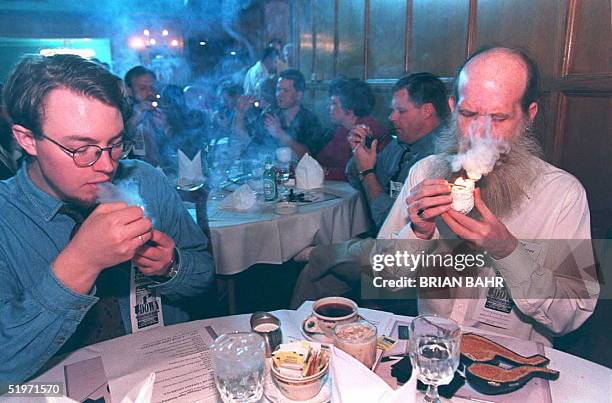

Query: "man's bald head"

xmin=453 ymin=46 xmax=539 ymax=114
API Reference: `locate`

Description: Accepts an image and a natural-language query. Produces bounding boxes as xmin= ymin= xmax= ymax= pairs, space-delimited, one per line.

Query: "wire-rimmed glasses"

xmin=39 ymin=134 xmax=133 ymax=167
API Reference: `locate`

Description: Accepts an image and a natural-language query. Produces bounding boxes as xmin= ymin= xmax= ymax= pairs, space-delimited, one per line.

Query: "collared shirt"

xmin=0 ymin=159 xmax=214 ymax=383
xmin=378 ymin=155 xmax=599 ymax=345
xmin=243 ymin=61 xmax=270 ymax=96
xmin=277 ymin=106 xmax=326 ymax=156
xmin=346 ymin=126 xmax=441 ymax=230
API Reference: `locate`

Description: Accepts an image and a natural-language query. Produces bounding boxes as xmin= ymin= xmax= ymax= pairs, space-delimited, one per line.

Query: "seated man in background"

xmin=0 ymin=55 xmax=214 ymax=384
xmin=316 ymin=78 xmax=389 ymax=181
xmin=212 ymin=81 xmax=243 ymax=140
xmin=232 ymin=77 xmax=278 ymax=155
xmin=378 ymin=46 xmax=599 ymax=344
xmin=264 ymin=69 xmax=326 ymax=158
xmin=243 ymin=46 xmax=280 ymax=96
xmin=124 ymin=65 xmax=170 ymax=167
xmin=291 ymin=72 xmax=448 ymax=307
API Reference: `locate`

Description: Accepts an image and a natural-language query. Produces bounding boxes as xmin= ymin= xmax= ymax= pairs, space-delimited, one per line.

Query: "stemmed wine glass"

xmin=409 ymin=315 xmax=461 ymax=403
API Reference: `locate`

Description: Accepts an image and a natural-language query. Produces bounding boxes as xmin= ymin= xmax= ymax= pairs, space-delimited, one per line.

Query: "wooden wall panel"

xmin=367 ymin=0 xmax=407 ymax=79
xmin=560 ymin=96 xmax=612 ymax=214
xmin=567 ymin=0 xmax=611 ymax=74
xmin=337 ymin=0 xmax=365 ymax=79
xmin=296 ymin=0 xmax=313 ymax=77
xmin=264 ymin=0 xmax=290 ymax=46
xmin=474 ymin=0 xmax=568 ymax=81
xmin=313 ymin=0 xmax=335 ymax=81
xmin=410 ymin=0 xmax=470 ymax=76
xmin=533 ymin=92 xmax=559 ymax=162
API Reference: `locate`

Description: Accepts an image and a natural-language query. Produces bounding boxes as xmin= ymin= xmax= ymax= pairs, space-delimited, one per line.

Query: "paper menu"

xmin=97 ymin=322 xmax=218 ymax=403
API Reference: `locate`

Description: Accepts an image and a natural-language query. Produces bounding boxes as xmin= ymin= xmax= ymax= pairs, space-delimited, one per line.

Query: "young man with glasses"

xmin=0 ymin=54 xmax=214 ymax=384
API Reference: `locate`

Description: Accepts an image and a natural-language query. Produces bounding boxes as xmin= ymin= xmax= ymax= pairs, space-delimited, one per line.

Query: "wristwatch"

xmin=166 ymin=249 xmax=180 ymax=278
xmin=358 ymin=168 xmax=375 ymax=180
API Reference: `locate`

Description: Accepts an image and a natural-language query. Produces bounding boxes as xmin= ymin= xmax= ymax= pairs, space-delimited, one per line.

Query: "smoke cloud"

xmin=449 ymin=118 xmax=511 ymax=180
xmin=97 ymin=179 xmax=155 ymax=224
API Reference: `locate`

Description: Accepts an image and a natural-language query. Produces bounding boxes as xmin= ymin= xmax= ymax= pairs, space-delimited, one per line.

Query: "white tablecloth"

xmin=7 ymin=303 xmax=610 ymax=403
xmin=191 ymin=181 xmax=370 ymax=276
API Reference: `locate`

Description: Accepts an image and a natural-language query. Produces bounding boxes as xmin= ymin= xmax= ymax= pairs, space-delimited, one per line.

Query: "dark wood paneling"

xmin=264 ymin=0 xmax=290 ymax=46
xmin=337 ymin=0 xmax=365 ymax=79
xmin=296 ymin=0 xmax=313 ymax=76
xmin=474 ymin=0 xmax=568 ymax=81
xmin=534 ymin=91 xmax=559 ymax=162
xmin=410 ymin=0 xmax=470 ymax=76
xmin=560 ymin=96 xmax=612 ymax=214
xmin=367 ymin=0 xmax=407 ymax=79
xmin=313 ymin=0 xmax=335 ymax=81
xmin=567 ymin=0 xmax=611 ymax=74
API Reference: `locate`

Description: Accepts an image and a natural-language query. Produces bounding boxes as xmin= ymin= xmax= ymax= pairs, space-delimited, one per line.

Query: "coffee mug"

xmin=306 ymin=297 xmax=359 ymax=337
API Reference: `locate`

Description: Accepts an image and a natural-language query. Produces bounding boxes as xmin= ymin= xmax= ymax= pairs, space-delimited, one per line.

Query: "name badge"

xmin=389 ymin=181 xmax=403 ymax=199
xmin=129 ymin=263 xmax=165 ymax=333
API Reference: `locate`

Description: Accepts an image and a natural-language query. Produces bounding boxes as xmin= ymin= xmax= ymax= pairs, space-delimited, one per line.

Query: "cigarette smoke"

xmin=96 ymin=179 xmax=155 ymax=224
xmin=449 ymin=117 xmax=511 ymax=180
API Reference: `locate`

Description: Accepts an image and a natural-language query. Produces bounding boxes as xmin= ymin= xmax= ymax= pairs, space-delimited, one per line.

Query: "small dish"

xmin=264 ymin=371 xmax=331 ymax=403
xmin=270 ymin=353 xmax=329 ymax=401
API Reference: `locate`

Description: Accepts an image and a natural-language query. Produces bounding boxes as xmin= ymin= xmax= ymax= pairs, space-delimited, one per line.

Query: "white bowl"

xmin=270 ymin=359 xmax=329 ymax=401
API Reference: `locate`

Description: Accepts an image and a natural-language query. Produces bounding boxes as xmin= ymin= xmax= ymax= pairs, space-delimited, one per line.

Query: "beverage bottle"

xmin=263 ymin=159 xmax=278 ymax=202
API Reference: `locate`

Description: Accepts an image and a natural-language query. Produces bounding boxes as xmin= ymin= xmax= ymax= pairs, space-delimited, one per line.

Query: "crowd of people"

xmin=0 ymin=41 xmax=600 ymax=385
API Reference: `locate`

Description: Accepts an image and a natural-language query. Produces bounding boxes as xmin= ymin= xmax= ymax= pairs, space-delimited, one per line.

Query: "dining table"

xmin=184 ymin=181 xmax=371 ymax=313
xmin=4 ymin=302 xmax=610 ymax=403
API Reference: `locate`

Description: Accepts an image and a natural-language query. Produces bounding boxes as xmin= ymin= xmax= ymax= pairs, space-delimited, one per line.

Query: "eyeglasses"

xmin=39 ymin=134 xmax=134 ymax=167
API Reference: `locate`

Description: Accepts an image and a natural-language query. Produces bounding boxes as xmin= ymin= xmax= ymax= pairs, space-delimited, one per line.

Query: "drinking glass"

xmin=409 ymin=316 xmax=461 ymax=403
xmin=211 ymin=332 xmax=266 ymax=403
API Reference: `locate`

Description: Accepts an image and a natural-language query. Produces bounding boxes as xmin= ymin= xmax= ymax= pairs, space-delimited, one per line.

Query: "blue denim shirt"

xmin=0 ymin=160 xmax=214 ymax=383
xmin=346 ymin=126 xmax=441 ymax=229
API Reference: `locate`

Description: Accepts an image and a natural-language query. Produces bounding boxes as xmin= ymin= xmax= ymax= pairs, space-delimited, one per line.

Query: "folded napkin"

xmin=331 ymin=346 xmax=417 ymax=403
xmin=220 ymin=184 xmax=257 ymax=211
xmin=120 ymin=372 xmax=155 ymax=403
xmin=295 ymin=153 xmax=324 ymax=189
xmin=178 ymin=150 xmax=204 ymax=186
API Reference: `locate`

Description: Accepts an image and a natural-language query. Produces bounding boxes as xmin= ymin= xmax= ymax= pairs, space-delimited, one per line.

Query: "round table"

xmin=185 ymin=181 xmax=370 ymax=313
xmin=201 ymin=181 xmax=369 ymax=276
xmin=12 ymin=303 xmax=611 ymax=403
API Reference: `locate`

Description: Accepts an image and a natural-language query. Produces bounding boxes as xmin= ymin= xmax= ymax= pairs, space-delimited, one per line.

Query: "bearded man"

xmin=377 ymin=46 xmax=599 ymax=345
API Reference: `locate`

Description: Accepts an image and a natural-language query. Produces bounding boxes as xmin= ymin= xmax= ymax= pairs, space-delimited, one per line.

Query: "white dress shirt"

xmin=377 ymin=155 xmax=600 ymax=345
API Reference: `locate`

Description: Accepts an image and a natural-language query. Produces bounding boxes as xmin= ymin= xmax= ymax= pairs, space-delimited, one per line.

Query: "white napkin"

xmin=331 ymin=346 xmax=417 ymax=403
xmin=120 ymin=372 xmax=155 ymax=403
xmin=295 ymin=153 xmax=324 ymax=189
xmin=177 ymin=150 xmax=204 ymax=185
xmin=220 ymin=184 xmax=257 ymax=211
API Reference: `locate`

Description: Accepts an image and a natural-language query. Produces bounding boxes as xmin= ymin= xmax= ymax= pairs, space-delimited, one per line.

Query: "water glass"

xmin=409 ymin=316 xmax=461 ymax=403
xmin=211 ymin=332 xmax=266 ymax=403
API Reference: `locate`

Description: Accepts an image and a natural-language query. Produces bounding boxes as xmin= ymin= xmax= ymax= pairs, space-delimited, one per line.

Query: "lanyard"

xmin=391 ymin=146 xmax=411 ymax=182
